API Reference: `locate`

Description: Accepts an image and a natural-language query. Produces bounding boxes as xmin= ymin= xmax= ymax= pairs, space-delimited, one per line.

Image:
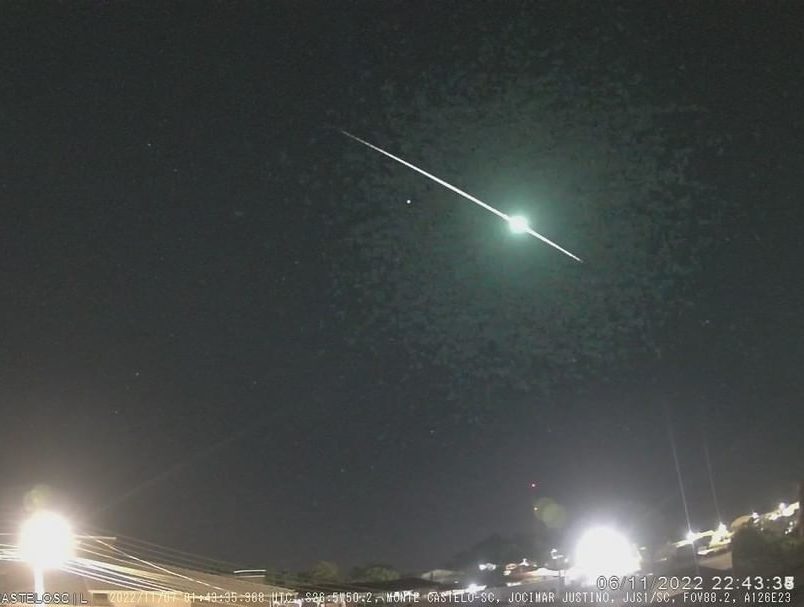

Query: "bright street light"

xmin=19 ymin=511 xmax=75 ymax=597
xmin=573 ymin=526 xmax=641 ymax=581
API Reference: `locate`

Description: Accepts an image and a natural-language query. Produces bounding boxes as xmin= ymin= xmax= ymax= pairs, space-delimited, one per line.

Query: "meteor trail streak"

xmin=341 ymin=130 xmax=583 ymax=263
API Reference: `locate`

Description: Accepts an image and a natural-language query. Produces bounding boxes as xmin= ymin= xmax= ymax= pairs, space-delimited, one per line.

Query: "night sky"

xmin=2 ymin=1 xmax=803 ymax=574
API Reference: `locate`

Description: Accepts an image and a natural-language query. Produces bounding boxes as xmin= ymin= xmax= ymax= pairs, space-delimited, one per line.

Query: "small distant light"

xmin=752 ymin=512 xmax=759 ymax=519
xmin=717 ymin=522 xmax=727 ymax=533
xmin=779 ymin=502 xmax=787 ymax=512
xmin=406 ymin=199 xmax=411 ymax=204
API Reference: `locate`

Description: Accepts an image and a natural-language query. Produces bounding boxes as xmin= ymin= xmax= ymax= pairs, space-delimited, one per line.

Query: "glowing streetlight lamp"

xmin=573 ymin=526 xmax=640 ymax=581
xmin=19 ymin=511 xmax=75 ymax=597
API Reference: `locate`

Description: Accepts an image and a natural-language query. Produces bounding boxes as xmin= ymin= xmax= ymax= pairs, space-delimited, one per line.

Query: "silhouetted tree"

xmin=303 ymin=560 xmax=341 ymax=584
xmin=349 ymin=564 xmax=400 ymax=582
xmin=732 ymin=526 xmax=804 ymax=576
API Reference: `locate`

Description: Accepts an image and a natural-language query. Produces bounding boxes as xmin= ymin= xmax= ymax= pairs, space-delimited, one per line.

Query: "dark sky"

xmin=1 ymin=1 xmax=803 ymax=574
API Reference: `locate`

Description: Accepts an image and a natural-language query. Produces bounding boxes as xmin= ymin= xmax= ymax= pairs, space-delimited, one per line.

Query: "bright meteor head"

xmin=340 ymin=130 xmax=583 ymax=262
xmin=508 ymin=215 xmax=530 ymax=234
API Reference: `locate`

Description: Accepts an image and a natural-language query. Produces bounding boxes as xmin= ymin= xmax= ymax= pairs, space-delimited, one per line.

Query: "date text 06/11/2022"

xmin=594 ymin=575 xmax=795 ymax=592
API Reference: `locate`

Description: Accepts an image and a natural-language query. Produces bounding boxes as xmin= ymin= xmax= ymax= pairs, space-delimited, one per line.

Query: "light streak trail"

xmin=98 ymin=540 xmax=229 ymax=592
xmin=61 ymin=564 xmax=155 ymax=592
xmin=73 ymin=552 xmax=180 ymax=592
xmin=65 ymin=562 xmax=177 ymax=593
xmin=340 ymin=130 xmax=583 ymax=263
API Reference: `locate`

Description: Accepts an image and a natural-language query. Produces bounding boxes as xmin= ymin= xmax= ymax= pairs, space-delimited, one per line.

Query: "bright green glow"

xmin=508 ymin=215 xmax=530 ymax=234
xmin=340 ymin=130 xmax=583 ymax=262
